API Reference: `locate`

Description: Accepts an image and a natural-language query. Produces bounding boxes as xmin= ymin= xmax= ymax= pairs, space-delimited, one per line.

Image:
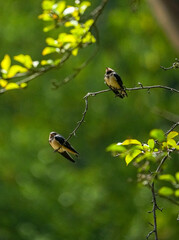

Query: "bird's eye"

xmin=107 ymin=70 xmax=112 ymax=74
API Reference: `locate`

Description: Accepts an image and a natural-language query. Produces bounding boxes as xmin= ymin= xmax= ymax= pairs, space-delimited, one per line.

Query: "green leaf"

xmin=46 ymin=37 xmax=59 ymax=47
xmin=167 ymin=138 xmax=179 ymax=149
xmin=125 ymin=149 xmax=141 ymax=165
xmin=54 ymin=1 xmax=66 ymax=15
xmin=20 ymin=83 xmax=27 ymax=88
xmin=5 ymin=82 xmax=19 ymax=90
xmin=174 ymin=189 xmax=179 ymax=197
xmin=42 ymin=47 xmax=58 ymax=55
xmin=120 ymin=139 xmax=142 ymax=146
xmin=1 ymin=54 xmax=11 ymax=72
xmin=14 ymin=54 xmax=33 ymax=69
xmin=106 ymin=143 xmax=126 ymax=153
xmin=158 ymin=186 xmax=174 ymax=196
xmin=150 ymin=129 xmax=165 ymax=142
xmin=72 ymin=48 xmax=78 ymax=56
xmin=79 ymin=1 xmax=91 ymax=14
xmin=175 ymin=172 xmax=179 ymax=182
xmin=41 ymin=59 xmax=54 ymax=66
xmin=147 ymin=139 xmax=155 ymax=150
xmin=167 ymin=131 xmax=178 ymax=140
xmin=7 ymin=65 xmax=27 ymax=78
xmin=42 ymin=0 xmax=54 ymax=10
xmin=0 ymin=79 xmax=8 ymax=87
xmin=159 ymin=174 xmax=176 ymax=184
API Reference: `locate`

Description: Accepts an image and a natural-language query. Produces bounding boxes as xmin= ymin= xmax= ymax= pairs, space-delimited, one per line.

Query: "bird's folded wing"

xmin=60 ymin=151 xmax=75 ymax=163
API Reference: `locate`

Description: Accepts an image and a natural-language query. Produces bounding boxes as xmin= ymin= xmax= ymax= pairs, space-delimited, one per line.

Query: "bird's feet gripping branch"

xmin=104 ymin=67 xmax=127 ymax=98
xmin=49 ymin=132 xmax=79 ymax=163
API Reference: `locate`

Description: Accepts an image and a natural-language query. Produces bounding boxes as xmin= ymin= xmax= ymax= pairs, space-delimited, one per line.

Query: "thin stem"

xmin=147 ymin=183 xmax=159 ymax=240
xmin=165 ymin=121 xmax=179 ymax=136
xmin=65 ymin=89 xmax=110 ymax=141
xmin=126 ymin=84 xmax=179 ymax=93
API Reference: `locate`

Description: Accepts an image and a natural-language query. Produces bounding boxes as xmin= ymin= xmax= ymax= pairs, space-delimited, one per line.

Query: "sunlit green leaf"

xmin=65 ymin=20 xmax=78 ymax=27
xmin=150 ymin=129 xmax=165 ymax=142
xmin=120 ymin=139 xmax=142 ymax=146
xmin=54 ymin=1 xmax=66 ymax=15
xmin=159 ymin=174 xmax=176 ymax=184
xmin=20 ymin=83 xmax=27 ymax=88
xmin=42 ymin=0 xmax=54 ymax=10
xmin=1 ymin=54 xmax=11 ymax=72
xmin=7 ymin=65 xmax=27 ymax=78
xmin=41 ymin=59 xmax=54 ymax=65
xmin=175 ymin=172 xmax=179 ymax=182
xmin=125 ymin=149 xmax=141 ymax=165
xmin=0 ymin=79 xmax=8 ymax=87
xmin=85 ymin=19 xmax=94 ymax=28
xmin=72 ymin=48 xmax=78 ymax=56
xmin=5 ymin=82 xmax=19 ymax=90
xmin=46 ymin=37 xmax=59 ymax=47
xmin=147 ymin=139 xmax=155 ymax=150
xmin=79 ymin=1 xmax=91 ymax=14
xmin=42 ymin=47 xmax=58 ymax=55
xmin=167 ymin=131 xmax=178 ymax=140
xmin=158 ymin=186 xmax=174 ymax=196
xmin=14 ymin=54 xmax=33 ymax=69
xmin=175 ymin=189 xmax=179 ymax=197
xmin=167 ymin=138 xmax=179 ymax=149
xmin=106 ymin=143 xmax=126 ymax=152
xmin=38 ymin=13 xmax=52 ymax=21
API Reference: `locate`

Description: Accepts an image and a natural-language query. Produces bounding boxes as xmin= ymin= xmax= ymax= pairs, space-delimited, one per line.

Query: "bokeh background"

xmin=0 ymin=0 xmax=178 ymax=239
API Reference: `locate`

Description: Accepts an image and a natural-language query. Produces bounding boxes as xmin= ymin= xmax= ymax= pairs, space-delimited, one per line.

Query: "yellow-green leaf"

xmin=79 ymin=1 xmax=91 ymax=14
xmin=5 ymin=83 xmax=19 ymax=90
xmin=175 ymin=189 xmax=179 ymax=197
xmin=41 ymin=59 xmax=54 ymax=65
xmin=159 ymin=174 xmax=176 ymax=184
xmin=167 ymin=138 xmax=178 ymax=149
xmin=85 ymin=19 xmax=94 ymax=28
xmin=14 ymin=54 xmax=32 ymax=69
xmin=167 ymin=131 xmax=178 ymax=140
xmin=46 ymin=37 xmax=59 ymax=47
xmin=150 ymin=129 xmax=165 ymax=142
xmin=72 ymin=48 xmax=78 ymax=56
xmin=42 ymin=0 xmax=54 ymax=10
xmin=20 ymin=83 xmax=27 ymax=88
xmin=125 ymin=149 xmax=141 ymax=165
xmin=175 ymin=172 xmax=179 ymax=182
xmin=42 ymin=47 xmax=57 ymax=55
xmin=106 ymin=143 xmax=126 ymax=153
xmin=121 ymin=139 xmax=142 ymax=146
xmin=158 ymin=187 xmax=174 ymax=196
xmin=147 ymin=139 xmax=155 ymax=150
xmin=7 ymin=65 xmax=27 ymax=78
xmin=55 ymin=1 xmax=66 ymax=14
xmin=1 ymin=54 xmax=11 ymax=72
xmin=0 ymin=79 xmax=8 ymax=87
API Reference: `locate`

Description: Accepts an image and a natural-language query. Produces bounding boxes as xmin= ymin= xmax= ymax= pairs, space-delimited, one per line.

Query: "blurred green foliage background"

xmin=0 ymin=0 xmax=178 ymax=239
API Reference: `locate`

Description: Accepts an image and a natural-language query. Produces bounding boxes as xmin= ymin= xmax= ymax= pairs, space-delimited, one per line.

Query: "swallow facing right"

xmin=49 ymin=132 xmax=79 ymax=163
xmin=104 ymin=67 xmax=127 ymax=98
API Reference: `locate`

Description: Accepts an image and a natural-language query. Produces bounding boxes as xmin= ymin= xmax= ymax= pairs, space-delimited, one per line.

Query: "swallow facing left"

xmin=49 ymin=132 xmax=79 ymax=163
xmin=104 ymin=67 xmax=127 ymax=98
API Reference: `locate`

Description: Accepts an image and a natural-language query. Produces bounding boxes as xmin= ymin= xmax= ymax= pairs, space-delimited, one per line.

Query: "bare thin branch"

xmin=66 ymin=89 xmax=110 ymax=141
xmin=160 ymin=58 xmax=179 ymax=71
xmin=165 ymin=121 xmax=179 ymax=136
xmin=147 ymin=183 xmax=159 ymax=240
xmin=126 ymin=84 xmax=179 ymax=93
